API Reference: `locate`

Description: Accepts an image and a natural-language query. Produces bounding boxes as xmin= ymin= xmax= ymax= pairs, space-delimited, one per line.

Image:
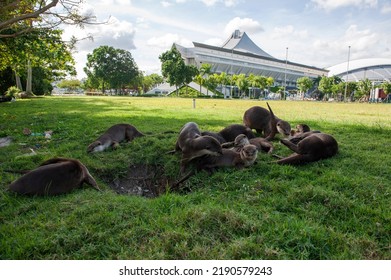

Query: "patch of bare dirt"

xmin=109 ymin=164 xmax=170 ymax=198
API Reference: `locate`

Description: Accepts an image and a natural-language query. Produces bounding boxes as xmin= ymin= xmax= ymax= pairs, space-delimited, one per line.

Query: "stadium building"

xmin=327 ymin=58 xmax=391 ymax=82
xmin=327 ymin=58 xmax=391 ymax=101
xmin=174 ymin=30 xmax=329 ymax=91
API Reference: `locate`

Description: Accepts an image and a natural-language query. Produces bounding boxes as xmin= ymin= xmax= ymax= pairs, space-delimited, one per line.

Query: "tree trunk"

xmin=14 ymin=70 xmax=23 ymax=91
xmin=26 ymin=60 xmax=32 ymax=94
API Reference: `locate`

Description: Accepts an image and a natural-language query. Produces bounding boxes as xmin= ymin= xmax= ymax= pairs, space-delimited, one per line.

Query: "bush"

xmin=4 ymin=86 xmax=20 ymax=98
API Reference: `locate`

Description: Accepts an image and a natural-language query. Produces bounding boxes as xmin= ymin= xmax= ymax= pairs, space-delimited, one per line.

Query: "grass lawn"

xmin=0 ymin=96 xmax=390 ymax=259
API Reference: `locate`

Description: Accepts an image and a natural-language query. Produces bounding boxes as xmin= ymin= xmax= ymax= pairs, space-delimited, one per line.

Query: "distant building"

xmin=174 ymin=30 xmax=329 ymax=89
xmin=327 ymin=58 xmax=391 ymax=82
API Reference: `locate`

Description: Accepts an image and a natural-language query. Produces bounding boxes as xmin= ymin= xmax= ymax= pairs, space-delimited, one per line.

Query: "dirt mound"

xmin=109 ymin=164 xmax=170 ymax=198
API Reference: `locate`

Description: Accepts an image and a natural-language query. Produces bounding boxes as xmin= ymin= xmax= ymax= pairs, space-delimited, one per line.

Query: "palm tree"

xmin=218 ymin=72 xmax=230 ymax=98
xmin=235 ymin=74 xmax=249 ymax=98
xmin=199 ymin=63 xmax=212 ymax=96
xmin=194 ymin=74 xmax=204 ymax=95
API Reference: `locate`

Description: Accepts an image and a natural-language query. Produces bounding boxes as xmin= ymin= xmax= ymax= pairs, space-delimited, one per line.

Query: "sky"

xmin=61 ymin=0 xmax=391 ymax=79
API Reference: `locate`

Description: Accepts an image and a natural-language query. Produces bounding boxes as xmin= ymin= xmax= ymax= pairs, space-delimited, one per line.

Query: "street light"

xmin=283 ymin=47 xmax=288 ymax=100
xmin=344 ymin=45 xmax=351 ymax=102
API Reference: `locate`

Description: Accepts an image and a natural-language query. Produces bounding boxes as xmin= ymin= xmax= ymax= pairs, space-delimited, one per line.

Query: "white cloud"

xmin=161 ymin=1 xmax=172 ymax=7
xmin=147 ymin=33 xmax=193 ymax=49
xmin=224 ymin=17 xmax=264 ymax=35
xmin=271 ymin=25 xmax=308 ymax=40
xmin=381 ymin=3 xmax=391 ymax=14
xmin=70 ymin=16 xmax=136 ymax=52
xmin=204 ymin=37 xmax=223 ymax=46
xmin=311 ymin=0 xmax=378 ymax=11
xmin=224 ymin=0 xmax=241 ymax=7
xmin=200 ymin=0 xmax=219 ymax=6
xmin=312 ymin=24 xmax=380 ymax=64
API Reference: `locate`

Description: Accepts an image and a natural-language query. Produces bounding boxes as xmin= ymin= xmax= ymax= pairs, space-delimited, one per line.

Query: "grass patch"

xmin=0 ymin=96 xmax=390 ymax=259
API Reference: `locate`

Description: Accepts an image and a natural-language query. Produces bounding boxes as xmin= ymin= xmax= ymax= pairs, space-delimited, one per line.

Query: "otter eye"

xmin=277 ymin=123 xmax=280 ymax=126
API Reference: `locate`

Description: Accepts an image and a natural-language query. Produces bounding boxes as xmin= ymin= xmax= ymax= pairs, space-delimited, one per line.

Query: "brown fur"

xmin=222 ymin=134 xmax=274 ymax=154
xmin=290 ymin=124 xmax=311 ymax=136
xmin=243 ymin=102 xmax=291 ymax=140
xmin=87 ymin=124 xmax=144 ymax=153
xmin=175 ymin=122 xmax=223 ymax=173
xmin=201 ymin=131 xmax=227 ymax=144
xmin=8 ymin=158 xmax=100 ymax=196
xmin=276 ymin=133 xmax=338 ymax=165
xmin=197 ymin=144 xmax=258 ymax=171
xmin=218 ymin=124 xmax=255 ymax=142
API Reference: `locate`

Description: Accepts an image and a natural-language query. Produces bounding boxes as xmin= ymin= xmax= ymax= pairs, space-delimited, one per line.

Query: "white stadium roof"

xmin=327 ymin=58 xmax=391 ymax=82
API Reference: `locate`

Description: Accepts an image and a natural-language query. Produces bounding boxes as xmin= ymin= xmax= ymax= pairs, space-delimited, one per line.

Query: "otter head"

xmin=87 ymin=141 xmax=102 ymax=153
xmin=234 ymin=134 xmax=250 ymax=147
xmin=276 ymin=120 xmax=291 ymax=138
xmin=296 ymin=124 xmax=310 ymax=134
xmin=240 ymin=144 xmax=258 ymax=165
xmin=200 ymin=135 xmax=223 ymax=156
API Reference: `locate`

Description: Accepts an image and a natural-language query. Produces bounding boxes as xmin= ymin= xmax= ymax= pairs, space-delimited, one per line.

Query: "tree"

xmin=159 ymin=46 xmax=197 ymax=96
xmin=379 ymin=81 xmax=391 ymax=95
xmin=1 ymin=28 xmax=76 ymax=94
xmin=199 ymin=63 xmax=212 ymax=96
xmin=84 ymin=46 xmax=139 ymax=94
xmin=235 ymin=74 xmax=249 ymax=98
xmin=194 ymin=74 xmax=204 ymax=95
xmin=0 ymin=1 xmax=96 ymax=39
xmin=296 ymin=76 xmax=313 ymax=97
xmin=356 ymin=79 xmax=372 ymax=99
xmin=0 ymin=1 xmax=100 ymax=95
xmin=217 ymin=72 xmax=230 ymax=98
xmin=318 ymin=76 xmax=334 ymax=99
xmin=57 ymin=79 xmax=81 ymax=93
xmin=141 ymin=73 xmax=164 ymax=93
xmin=183 ymin=65 xmax=198 ymax=96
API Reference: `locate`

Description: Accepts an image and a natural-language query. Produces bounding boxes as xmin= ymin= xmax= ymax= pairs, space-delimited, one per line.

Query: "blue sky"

xmin=62 ymin=0 xmax=391 ymax=79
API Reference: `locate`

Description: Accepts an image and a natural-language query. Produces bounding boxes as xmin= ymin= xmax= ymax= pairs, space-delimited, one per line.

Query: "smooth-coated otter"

xmin=218 ymin=124 xmax=256 ymax=142
xmin=8 ymin=158 xmax=100 ymax=196
xmin=290 ymin=124 xmax=311 ymax=136
xmin=197 ymin=144 xmax=258 ymax=171
xmin=87 ymin=123 xmax=144 ymax=153
xmin=222 ymin=134 xmax=274 ymax=154
xmin=276 ymin=133 xmax=338 ymax=165
xmin=243 ymin=102 xmax=291 ymax=140
xmin=201 ymin=131 xmax=227 ymax=144
xmin=175 ymin=122 xmax=223 ymax=173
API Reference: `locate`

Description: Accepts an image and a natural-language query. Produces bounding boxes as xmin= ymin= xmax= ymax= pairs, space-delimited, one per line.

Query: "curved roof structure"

xmin=221 ymin=30 xmax=274 ymax=58
xmin=327 ymin=58 xmax=391 ymax=82
xmin=174 ymin=30 xmax=328 ymax=88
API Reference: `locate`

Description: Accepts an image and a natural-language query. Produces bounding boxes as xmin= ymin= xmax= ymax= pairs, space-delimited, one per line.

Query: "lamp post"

xmin=284 ymin=47 xmax=288 ymax=100
xmin=230 ymin=49 xmax=233 ymax=98
xmin=344 ymin=45 xmax=351 ymax=102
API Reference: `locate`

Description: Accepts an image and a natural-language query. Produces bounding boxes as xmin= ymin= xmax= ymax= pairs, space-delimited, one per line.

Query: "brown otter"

xmin=289 ymin=126 xmax=322 ymax=144
xmin=218 ymin=124 xmax=255 ymax=142
xmin=290 ymin=124 xmax=311 ymax=136
xmin=172 ymin=143 xmax=257 ymax=188
xmin=8 ymin=158 xmax=100 ymax=196
xmin=276 ymin=133 xmax=338 ymax=165
xmin=197 ymin=144 xmax=258 ymax=171
xmin=243 ymin=102 xmax=291 ymax=140
xmin=87 ymin=123 xmax=144 ymax=153
xmin=174 ymin=122 xmax=223 ymax=173
xmin=222 ymin=134 xmax=274 ymax=154
xmin=200 ymin=131 xmax=227 ymax=144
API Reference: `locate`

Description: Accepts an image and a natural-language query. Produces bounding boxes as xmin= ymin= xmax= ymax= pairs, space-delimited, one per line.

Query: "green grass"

xmin=0 ymin=96 xmax=390 ymax=259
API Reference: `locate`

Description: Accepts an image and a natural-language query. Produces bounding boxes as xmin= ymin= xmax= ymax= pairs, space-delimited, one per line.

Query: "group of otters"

xmin=8 ymin=102 xmax=338 ymax=196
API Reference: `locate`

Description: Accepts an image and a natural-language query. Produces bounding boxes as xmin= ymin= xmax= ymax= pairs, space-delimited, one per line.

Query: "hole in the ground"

xmin=108 ymin=163 xmax=171 ymax=198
